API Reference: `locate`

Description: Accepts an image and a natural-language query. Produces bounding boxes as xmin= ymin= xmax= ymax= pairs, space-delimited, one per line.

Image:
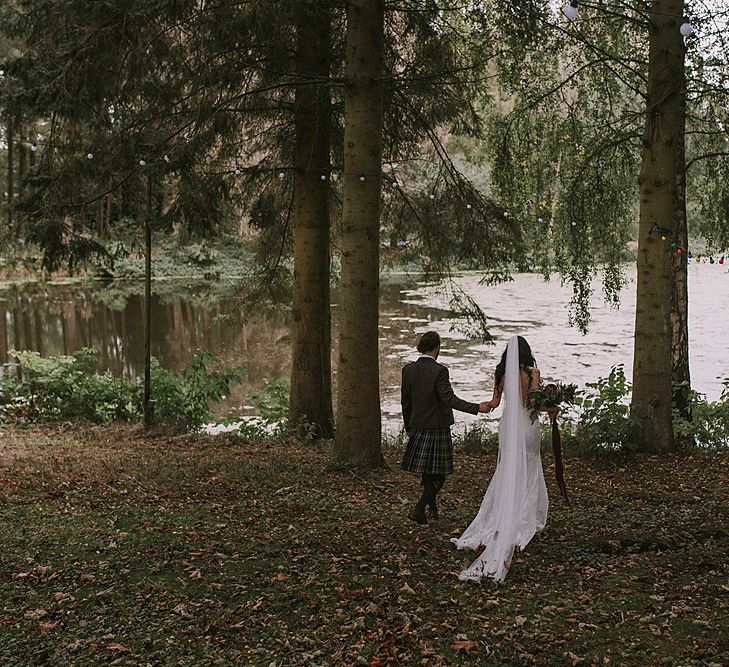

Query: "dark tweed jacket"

xmin=401 ymin=357 xmax=479 ymax=432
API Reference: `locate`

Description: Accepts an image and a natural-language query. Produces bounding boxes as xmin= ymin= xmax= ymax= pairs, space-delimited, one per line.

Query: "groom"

xmin=401 ymin=331 xmax=490 ymax=525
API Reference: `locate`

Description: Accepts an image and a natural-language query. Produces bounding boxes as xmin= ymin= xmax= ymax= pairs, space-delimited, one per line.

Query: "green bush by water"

xmin=0 ymin=349 xmax=245 ymax=432
xmin=560 ymin=365 xmax=729 ymax=452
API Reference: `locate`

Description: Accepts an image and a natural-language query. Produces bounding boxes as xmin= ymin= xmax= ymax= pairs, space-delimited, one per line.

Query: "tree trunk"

xmin=0 ymin=302 xmax=7 ymax=364
xmin=18 ymin=133 xmax=28 ymax=189
xmin=17 ymin=128 xmax=28 ymax=237
xmin=143 ymin=174 xmax=153 ymax=427
xmin=289 ymin=0 xmax=334 ymax=439
xmin=630 ymin=0 xmax=685 ymax=453
xmin=670 ymin=77 xmax=691 ymax=428
xmin=6 ymin=122 xmax=14 ymax=231
xmin=333 ymin=0 xmax=385 ymax=467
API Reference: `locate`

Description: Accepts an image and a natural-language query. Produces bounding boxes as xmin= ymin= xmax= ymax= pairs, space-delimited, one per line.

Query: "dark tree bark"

xmin=6 ymin=122 xmax=14 ymax=231
xmin=630 ymin=0 xmax=685 ymax=452
xmin=333 ymin=0 xmax=385 ymax=467
xmin=289 ymin=0 xmax=335 ymax=439
xmin=670 ymin=86 xmax=691 ymax=431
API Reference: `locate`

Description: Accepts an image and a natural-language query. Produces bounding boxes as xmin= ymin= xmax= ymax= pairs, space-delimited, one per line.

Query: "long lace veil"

xmin=451 ymin=335 xmax=537 ymax=582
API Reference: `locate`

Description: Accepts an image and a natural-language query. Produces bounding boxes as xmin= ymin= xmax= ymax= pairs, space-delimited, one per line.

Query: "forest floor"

xmin=0 ymin=424 xmax=727 ymax=666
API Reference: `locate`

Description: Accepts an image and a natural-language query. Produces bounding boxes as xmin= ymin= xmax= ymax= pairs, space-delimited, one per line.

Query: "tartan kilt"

xmin=401 ymin=428 xmax=454 ymax=475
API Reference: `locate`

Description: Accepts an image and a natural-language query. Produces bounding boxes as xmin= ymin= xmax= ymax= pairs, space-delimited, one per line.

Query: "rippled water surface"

xmin=380 ymin=264 xmax=729 ymax=431
xmin=1 ymin=263 xmax=726 ymax=431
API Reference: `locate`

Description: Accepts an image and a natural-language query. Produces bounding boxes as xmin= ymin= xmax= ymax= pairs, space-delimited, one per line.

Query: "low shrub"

xmin=0 ymin=349 xmax=245 ymax=432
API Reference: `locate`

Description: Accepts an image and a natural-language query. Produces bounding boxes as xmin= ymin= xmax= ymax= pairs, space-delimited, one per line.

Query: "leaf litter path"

xmin=0 ymin=424 xmax=727 ymax=666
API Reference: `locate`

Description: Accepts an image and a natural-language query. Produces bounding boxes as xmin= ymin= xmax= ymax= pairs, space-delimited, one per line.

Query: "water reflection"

xmin=1 ymin=263 xmax=727 ymax=430
xmin=0 ymin=284 xmax=292 ymax=419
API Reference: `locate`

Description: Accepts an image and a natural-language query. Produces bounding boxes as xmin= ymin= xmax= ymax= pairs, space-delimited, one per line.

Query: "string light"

xmin=562 ymin=1 xmax=693 ymax=36
xmin=563 ymin=0 xmax=578 ymax=21
xmin=4 ymin=138 xmax=510 ymax=219
xmin=649 ymin=225 xmax=706 ymax=261
xmin=680 ymin=17 xmax=694 ymax=37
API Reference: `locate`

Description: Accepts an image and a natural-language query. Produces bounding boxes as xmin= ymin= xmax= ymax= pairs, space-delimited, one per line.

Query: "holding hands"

xmin=478 ymin=400 xmax=494 ymax=413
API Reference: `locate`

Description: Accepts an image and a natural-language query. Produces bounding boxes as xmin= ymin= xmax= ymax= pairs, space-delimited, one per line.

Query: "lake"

xmin=1 ymin=263 xmax=727 ymax=432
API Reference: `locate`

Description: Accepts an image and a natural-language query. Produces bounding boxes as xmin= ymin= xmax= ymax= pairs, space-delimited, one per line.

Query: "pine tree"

xmin=333 ymin=0 xmax=386 ymax=467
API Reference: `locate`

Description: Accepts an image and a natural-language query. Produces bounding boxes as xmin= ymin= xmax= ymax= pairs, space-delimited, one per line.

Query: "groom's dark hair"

xmin=417 ymin=331 xmax=441 ymax=353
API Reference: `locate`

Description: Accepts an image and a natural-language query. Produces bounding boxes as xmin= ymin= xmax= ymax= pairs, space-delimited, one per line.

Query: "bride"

xmin=451 ymin=335 xmax=557 ymax=583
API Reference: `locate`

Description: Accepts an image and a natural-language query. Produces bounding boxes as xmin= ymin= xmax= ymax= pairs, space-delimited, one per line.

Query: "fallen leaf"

xmin=107 ymin=643 xmax=131 ymax=653
xmin=451 ymin=639 xmax=475 ymax=653
xmin=39 ymin=621 xmax=59 ymax=631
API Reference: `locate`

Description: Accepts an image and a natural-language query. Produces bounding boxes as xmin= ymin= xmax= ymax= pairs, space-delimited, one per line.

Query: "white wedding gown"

xmin=451 ymin=336 xmax=548 ymax=582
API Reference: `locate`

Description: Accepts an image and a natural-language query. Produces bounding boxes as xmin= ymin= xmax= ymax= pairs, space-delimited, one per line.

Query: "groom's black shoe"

xmin=409 ymin=506 xmax=428 ymax=525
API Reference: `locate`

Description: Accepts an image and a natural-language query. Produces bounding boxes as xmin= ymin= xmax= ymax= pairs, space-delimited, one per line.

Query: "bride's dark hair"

xmin=495 ymin=336 xmax=536 ymax=386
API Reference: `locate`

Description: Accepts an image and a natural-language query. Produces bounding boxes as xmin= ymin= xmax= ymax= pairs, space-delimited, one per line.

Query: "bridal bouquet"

xmin=528 ymin=381 xmax=579 ymax=501
xmin=528 ymin=381 xmax=579 ymax=422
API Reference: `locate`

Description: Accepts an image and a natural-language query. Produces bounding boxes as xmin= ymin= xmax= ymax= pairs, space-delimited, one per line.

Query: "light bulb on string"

xmin=320 ymin=174 xmax=327 ymax=181
xmin=278 ymin=172 xmax=285 ymax=179
xmin=563 ymin=0 xmax=578 ymax=21
xmin=680 ymin=17 xmax=694 ymax=37
xmin=359 ymin=175 xmax=365 ymax=182
xmin=429 ymin=193 xmax=435 ymax=200
xmin=139 ymin=159 xmax=146 ymax=166
xmin=466 ymin=203 xmax=472 ymax=210
xmin=86 ymin=152 xmax=94 ymax=160
xmin=30 ymin=142 xmax=38 ymax=152
xmin=392 ymin=181 xmax=399 ymax=188
xmin=234 ymin=167 xmax=241 ymax=175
